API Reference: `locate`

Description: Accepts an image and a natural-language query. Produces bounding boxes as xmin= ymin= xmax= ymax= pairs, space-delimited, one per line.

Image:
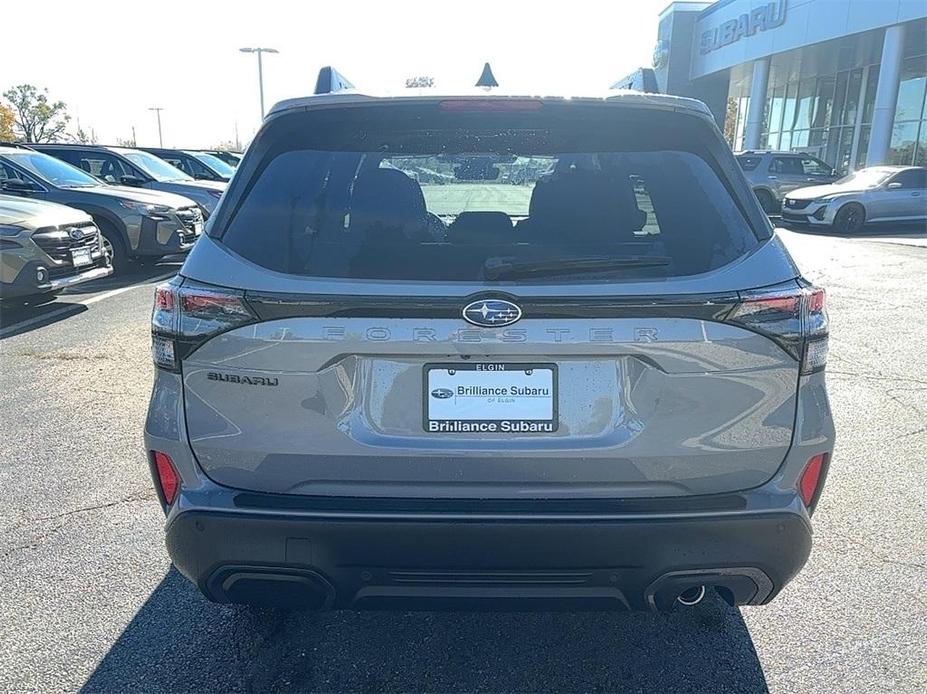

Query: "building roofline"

xmin=659 ymin=1 xmax=713 ymax=21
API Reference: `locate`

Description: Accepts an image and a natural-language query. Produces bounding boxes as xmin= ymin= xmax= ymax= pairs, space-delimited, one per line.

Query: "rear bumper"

xmin=165 ymin=501 xmax=813 ymax=611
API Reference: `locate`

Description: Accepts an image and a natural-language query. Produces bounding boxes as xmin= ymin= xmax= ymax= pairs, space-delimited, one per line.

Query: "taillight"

xmin=726 ymin=282 xmax=828 ymax=374
xmin=799 ymin=453 xmax=829 ymax=511
xmin=151 ymin=277 xmax=256 ymax=370
xmin=152 ymin=451 xmax=180 ymax=505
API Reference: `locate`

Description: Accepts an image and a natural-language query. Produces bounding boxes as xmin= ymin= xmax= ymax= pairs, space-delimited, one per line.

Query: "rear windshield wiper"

xmin=483 ymin=255 xmax=672 ymax=280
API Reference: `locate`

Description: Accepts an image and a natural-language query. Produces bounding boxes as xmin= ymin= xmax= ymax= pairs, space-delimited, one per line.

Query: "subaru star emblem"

xmin=68 ymin=227 xmax=85 ymax=240
xmin=462 ymin=299 xmax=522 ymax=327
xmin=430 ymin=388 xmax=454 ymax=399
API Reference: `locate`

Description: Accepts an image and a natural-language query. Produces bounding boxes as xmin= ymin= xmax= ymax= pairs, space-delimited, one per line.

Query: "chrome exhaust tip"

xmin=676 ymin=585 xmax=706 ymax=606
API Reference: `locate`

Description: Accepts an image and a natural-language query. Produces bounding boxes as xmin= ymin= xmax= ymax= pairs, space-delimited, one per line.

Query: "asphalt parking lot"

xmin=1 ymin=228 xmax=925 ymax=694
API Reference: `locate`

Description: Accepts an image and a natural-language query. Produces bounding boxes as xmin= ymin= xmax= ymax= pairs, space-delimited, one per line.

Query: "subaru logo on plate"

xmin=430 ymin=388 xmax=454 ymax=399
xmin=462 ymin=299 xmax=522 ymax=327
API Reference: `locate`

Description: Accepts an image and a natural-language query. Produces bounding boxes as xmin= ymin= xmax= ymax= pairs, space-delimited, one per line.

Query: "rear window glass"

xmin=219 ymin=104 xmax=757 ymax=283
xmin=736 ymin=156 xmax=762 ymax=171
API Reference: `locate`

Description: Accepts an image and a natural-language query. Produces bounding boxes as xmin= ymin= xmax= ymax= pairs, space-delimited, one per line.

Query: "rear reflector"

xmin=153 ymin=451 xmax=180 ymax=505
xmin=799 ymin=453 xmax=828 ymax=508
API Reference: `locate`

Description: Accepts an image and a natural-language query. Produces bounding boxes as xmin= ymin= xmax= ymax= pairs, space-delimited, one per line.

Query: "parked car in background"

xmin=139 ymin=148 xmax=235 ymax=182
xmin=194 ymin=149 xmax=242 ymax=167
xmin=30 ymin=144 xmax=225 ymax=217
xmin=736 ymin=151 xmax=840 ymax=213
xmin=782 ymin=166 xmax=927 ymax=233
xmin=1 ymin=194 xmax=111 ymax=301
xmin=0 ymin=146 xmax=204 ymax=273
xmin=146 ymin=83 xmax=833 ymax=612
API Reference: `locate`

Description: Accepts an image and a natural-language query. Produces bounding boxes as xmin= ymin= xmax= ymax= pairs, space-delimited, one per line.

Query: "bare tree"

xmin=2 ymin=85 xmax=71 ymax=142
xmin=69 ymin=125 xmax=97 ymax=144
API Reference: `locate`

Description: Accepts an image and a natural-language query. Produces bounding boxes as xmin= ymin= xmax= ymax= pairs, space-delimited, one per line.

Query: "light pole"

xmin=239 ymin=47 xmax=279 ymax=119
xmin=148 ymin=107 xmax=164 ymax=147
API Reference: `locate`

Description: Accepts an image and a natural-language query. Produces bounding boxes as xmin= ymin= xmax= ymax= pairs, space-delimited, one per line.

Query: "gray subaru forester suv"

xmin=145 ymin=89 xmax=834 ymax=612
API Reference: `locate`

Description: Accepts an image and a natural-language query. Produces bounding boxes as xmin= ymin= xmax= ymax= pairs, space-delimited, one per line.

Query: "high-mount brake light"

xmin=727 ymin=282 xmax=828 ymax=374
xmin=439 ymin=99 xmax=544 ymax=112
xmin=150 ymin=278 xmax=256 ymax=371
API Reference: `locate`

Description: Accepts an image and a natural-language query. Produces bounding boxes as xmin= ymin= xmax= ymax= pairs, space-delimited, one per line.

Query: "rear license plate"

xmin=71 ymin=248 xmax=93 ymax=267
xmin=424 ymin=363 xmax=558 ymax=433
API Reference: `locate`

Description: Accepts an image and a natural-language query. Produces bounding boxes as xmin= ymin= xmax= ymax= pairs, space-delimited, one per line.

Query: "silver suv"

xmin=145 ymin=85 xmax=835 ymax=612
xmin=736 ymin=151 xmax=840 ymax=213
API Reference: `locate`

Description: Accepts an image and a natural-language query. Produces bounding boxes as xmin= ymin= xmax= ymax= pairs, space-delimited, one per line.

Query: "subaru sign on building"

xmin=626 ymin=0 xmax=927 ymax=172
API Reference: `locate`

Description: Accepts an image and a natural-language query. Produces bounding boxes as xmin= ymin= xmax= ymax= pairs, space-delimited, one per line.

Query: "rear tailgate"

xmin=181 ymin=293 xmax=798 ymax=498
xmin=166 ymin=96 xmax=806 ymax=499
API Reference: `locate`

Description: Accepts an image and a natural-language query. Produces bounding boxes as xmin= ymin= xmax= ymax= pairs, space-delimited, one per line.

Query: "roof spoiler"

xmin=314 ymin=66 xmax=355 ymax=95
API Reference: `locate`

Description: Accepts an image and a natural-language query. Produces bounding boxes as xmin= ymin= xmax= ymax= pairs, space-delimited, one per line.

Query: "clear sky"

xmin=2 ymin=0 xmax=668 ymax=148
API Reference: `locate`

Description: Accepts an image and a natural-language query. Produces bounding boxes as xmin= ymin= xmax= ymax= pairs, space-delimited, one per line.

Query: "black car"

xmin=139 ymin=148 xmax=235 ymax=183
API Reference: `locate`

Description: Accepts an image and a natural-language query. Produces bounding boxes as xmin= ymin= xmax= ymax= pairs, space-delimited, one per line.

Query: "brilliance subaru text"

xmin=145 ymin=74 xmax=834 ymax=612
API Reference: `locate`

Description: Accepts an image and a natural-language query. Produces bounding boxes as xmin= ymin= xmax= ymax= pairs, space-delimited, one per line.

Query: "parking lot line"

xmin=0 ymin=270 xmax=176 ymax=339
xmin=80 ymin=270 xmax=176 ymax=306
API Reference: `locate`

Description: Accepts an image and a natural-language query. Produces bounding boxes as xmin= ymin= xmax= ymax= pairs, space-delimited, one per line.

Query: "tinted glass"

xmin=190 ymin=152 xmax=234 ymax=177
xmin=120 ymin=150 xmax=192 ymax=182
xmin=3 ymin=151 xmax=101 ymax=187
xmin=58 ymin=150 xmax=134 ymax=182
xmin=771 ymin=157 xmax=803 ymax=175
xmin=218 ymin=104 xmax=758 ymax=283
xmin=891 ymin=169 xmax=927 ymax=189
xmin=736 ymin=156 xmax=762 ymax=171
xmin=801 ymin=157 xmax=832 ymax=176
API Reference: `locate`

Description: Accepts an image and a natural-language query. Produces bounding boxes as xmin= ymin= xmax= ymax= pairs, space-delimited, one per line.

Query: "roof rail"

xmin=0 ymin=142 xmax=36 ymax=151
xmin=314 ymin=66 xmax=355 ymax=95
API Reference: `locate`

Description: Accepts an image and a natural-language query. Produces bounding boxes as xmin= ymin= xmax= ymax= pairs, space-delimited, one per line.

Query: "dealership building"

xmin=630 ymin=0 xmax=927 ymax=170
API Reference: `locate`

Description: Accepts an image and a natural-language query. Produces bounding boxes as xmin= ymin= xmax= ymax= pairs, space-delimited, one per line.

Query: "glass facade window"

xmin=889 ymin=55 xmax=927 ymax=165
xmin=721 ymin=22 xmax=925 ymax=169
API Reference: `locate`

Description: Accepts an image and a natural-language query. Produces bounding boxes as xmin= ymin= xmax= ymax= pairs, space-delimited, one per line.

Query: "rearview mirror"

xmin=120 ymin=175 xmax=146 ymax=187
xmin=0 ymin=179 xmax=37 ymax=194
xmin=887 ymin=181 xmax=903 ymax=190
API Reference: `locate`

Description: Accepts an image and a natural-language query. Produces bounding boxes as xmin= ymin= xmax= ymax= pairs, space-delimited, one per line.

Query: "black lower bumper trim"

xmin=166 ymin=509 xmax=812 ymax=611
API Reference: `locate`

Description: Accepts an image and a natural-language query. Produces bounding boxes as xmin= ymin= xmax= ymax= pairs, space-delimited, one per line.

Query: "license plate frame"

xmin=71 ymin=247 xmax=93 ymax=267
xmin=423 ymin=362 xmax=558 ymax=434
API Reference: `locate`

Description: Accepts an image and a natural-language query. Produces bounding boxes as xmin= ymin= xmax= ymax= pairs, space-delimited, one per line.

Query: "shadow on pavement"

xmin=776 ymin=219 xmax=927 ymax=239
xmin=61 ymin=257 xmax=183 ymax=297
xmin=0 ymin=258 xmax=181 ymax=339
xmin=82 ymin=569 xmax=768 ymax=693
xmin=0 ymin=301 xmax=88 ymax=339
